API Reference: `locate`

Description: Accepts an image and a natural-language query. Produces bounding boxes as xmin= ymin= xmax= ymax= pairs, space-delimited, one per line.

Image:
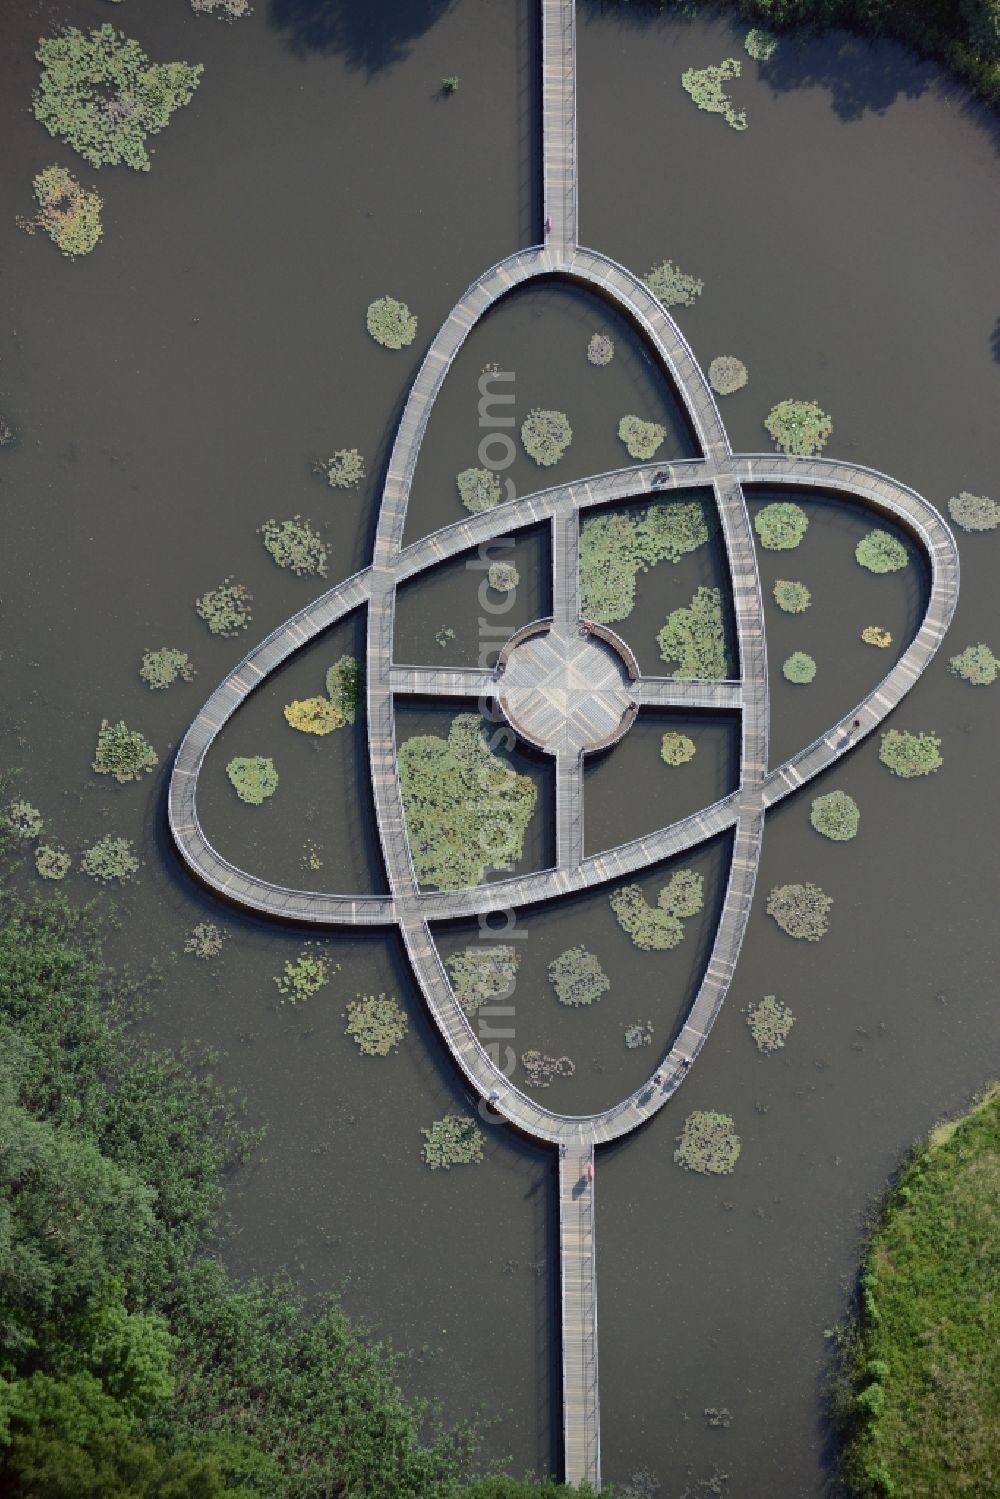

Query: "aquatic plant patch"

xmin=344 ymin=993 xmax=408 ymax=1055
xmin=398 ymin=714 xmax=537 ymax=890
xmin=674 ymin=1110 xmax=741 ymax=1175
xmin=318 ymin=448 xmax=365 ymax=490
xmin=587 ymin=333 xmax=614 ymax=365
xmin=92 ymin=719 xmax=158 ymax=784
xmin=773 ymin=579 xmax=811 ymax=613
xmin=548 ymin=946 xmax=610 ymax=1006
xmin=810 ymin=789 xmax=860 ymax=841
xmin=879 ymin=729 xmax=942 ymax=777
xmin=226 ymin=755 xmax=278 ymax=805
xmin=657 ymin=586 xmax=728 ymax=678
xmin=274 ymin=945 xmax=337 ymax=1004
xmin=624 ymin=1021 xmax=654 ymax=1049
xmin=456 ymin=467 xmax=503 ymax=513
xmin=643 ymin=258 xmax=704 ymax=308
xmin=81 ymin=834 xmax=139 ymax=884
xmin=33 ymin=25 xmax=203 ymax=171
xmin=435 ymin=626 xmax=455 ymax=648
xmin=184 ymin=921 xmax=225 ymax=959
xmin=421 ymin=1113 xmax=484 ymax=1169
xmin=283 ymin=697 xmax=344 ymax=735
xmin=521 ymin=408 xmax=572 ymax=466
xmin=521 ymin=1050 xmax=576 ymax=1087
xmin=660 ymin=731 xmax=696 ymax=766
xmin=259 ymin=516 xmax=328 ymax=578
xmin=948 ymin=643 xmax=997 ymax=685
xmin=326 ymin=655 xmax=362 ymax=721
xmin=862 ymin=625 xmax=892 ymax=648
xmin=21 ymin=165 xmax=102 ymax=257
xmin=659 ymin=868 xmax=704 ymax=919
xmin=744 ymin=27 xmax=780 ymax=60
xmin=446 ymin=945 xmax=519 ymax=1010
xmin=681 ymin=59 xmax=747 ymax=130
xmin=856 ymin=529 xmax=908 ymax=574
xmin=766 ymin=882 xmax=833 ymax=941
xmin=783 ymin=651 xmax=816 ymax=684
xmin=139 ymin=647 xmax=195 ymax=691
xmin=579 ymin=499 xmax=710 ymax=623
xmin=618 ymin=415 xmax=667 ymax=460
xmin=708 ymin=355 xmax=748 ymax=394
xmin=191 ymin=0 xmax=252 ymax=16
xmin=755 ymin=501 xmax=809 ymax=550
xmin=947 ymin=491 xmax=1000 ymax=532
xmin=611 ymin=885 xmax=684 ymax=951
xmin=6 ymin=801 xmax=43 ymax=840
xmin=488 ymin=561 xmax=519 ymax=593
xmin=746 ymin=995 xmax=794 ymax=1052
xmin=35 ymin=843 xmax=70 ymax=880
xmin=366 ymin=295 xmax=417 ymax=350
xmin=765 ymin=400 xmax=833 ymax=457
xmin=195 ymin=578 xmax=252 ymax=636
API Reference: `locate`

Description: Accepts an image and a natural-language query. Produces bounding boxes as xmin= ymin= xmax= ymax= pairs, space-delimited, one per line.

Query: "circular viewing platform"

xmin=496 ymin=618 xmax=638 ymax=756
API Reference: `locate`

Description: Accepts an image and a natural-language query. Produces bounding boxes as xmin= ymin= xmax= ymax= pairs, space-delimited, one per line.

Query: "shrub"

xmin=862 ymin=625 xmax=893 ymax=648
xmin=446 ymin=945 xmax=519 ymax=1010
xmin=421 ymin=1114 xmax=484 ymax=1169
xmin=660 ymin=731 xmax=696 ymax=766
xmin=273 ymin=945 xmax=337 ymax=1004
xmin=35 ymin=844 xmax=70 ymax=880
xmin=783 ymin=650 xmax=816 ymax=684
xmin=746 ymin=995 xmax=794 ymax=1052
xmin=618 ymin=415 xmax=667 ymax=460
xmin=366 ymin=296 xmax=417 ymax=349
xmin=658 ymin=867 xmax=704 ymax=918
xmin=195 ymin=578 xmax=252 ymax=637
xmin=80 ymin=834 xmax=139 ymax=884
xmin=766 ymin=882 xmax=832 ymax=941
xmin=326 ymin=655 xmax=362 ymax=722
xmin=765 ymin=399 xmax=833 ymax=456
xmin=681 ymin=59 xmax=747 ymax=129
xmin=398 ymin=715 xmax=537 ymax=890
xmin=947 ymin=491 xmax=1000 ymax=532
xmin=318 ymin=449 xmax=364 ymax=490
xmin=879 ymin=729 xmax=943 ymax=778
xmin=643 ymin=258 xmax=704 ymax=307
xmin=745 ymin=27 xmax=780 ymax=59
xmin=579 ymin=499 xmax=710 ymax=623
xmin=708 ymin=355 xmax=748 ymax=394
xmin=6 ymin=801 xmax=44 ymax=840
xmin=674 ymin=1111 xmax=741 ymax=1174
xmin=183 ymin=922 xmax=225 ymax=959
xmin=441 ymin=74 xmax=460 ymax=93
xmin=521 ymin=408 xmax=572 ymax=466
xmin=22 ymin=166 xmax=102 ymax=257
xmin=657 ymin=586 xmax=728 ymax=678
xmin=773 ymin=579 xmax=811 ymax=613
xmin=948 ymin=643 xmax=998 ymax=685
xmin=344 ymin=994 xmax=408 ymax=1055
xmin=548 ymin=946 xmax=610 ymax=1006
xmin=810 ymin=789 xmax=860 ymax=840
xmin=488 ymin=561 xmax=519 ymax=593
xmin=456 ymin=467 xmax=503 ymax=513
xmin=140 ymin=648 xmax=195 ymax=691
xmin=283 ymin=697 xmax=344 ymax=735
xmin=587 ymin=333 xmax=614 ymax=365
xmin=93 ymin=719 xmax=158 ymax=784
xmin=259 ymin=516 xmax=328 ymax=578
xmin=226 ymin=756 xmax=278 ymax=805
xmin=856 ymin=529 xmax=907 ymax=574
xmin=33 ymin=25 xmax=203 ymax=171
xmin=755 ymin=501 xmax=809 ymax=550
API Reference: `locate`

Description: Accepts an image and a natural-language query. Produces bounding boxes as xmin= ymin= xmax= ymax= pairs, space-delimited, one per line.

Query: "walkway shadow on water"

xmin=268 ymin=0 xmax=454 ymax=68
xmin=991 ymin=316 xmax=1000 ymax=363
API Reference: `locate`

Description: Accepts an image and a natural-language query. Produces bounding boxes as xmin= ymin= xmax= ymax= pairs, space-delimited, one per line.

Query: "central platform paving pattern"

xmin=498 ymin=622 xmax=633 ymax=754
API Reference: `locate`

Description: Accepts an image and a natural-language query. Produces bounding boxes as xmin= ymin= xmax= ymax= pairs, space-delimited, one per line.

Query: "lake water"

xmin=2 ymin=0 xmax=999 ymax=1490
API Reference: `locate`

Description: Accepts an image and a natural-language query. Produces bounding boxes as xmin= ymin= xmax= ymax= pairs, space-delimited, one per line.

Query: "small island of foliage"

xmin=446 ymin=945 xmax=519 ymax=1010
xmin=195 ymin=578 xmax=253 ymax=637
xmin=456 ymin=467 xmax=504 ymax=513
xmin=948 ymin=490 xmax=1000 ymax=531
xmin=317 ymin=448 xmax=365 ymax=490
xmin=610 ymin=868 xmax=704 ymax=950
xmin=398 ymin=715 xmax=537 ymax=890
xmin=836 ymin=1085 xmax=1000 ymax=1499
xmin=344 ymin=993 xmax=408 ymax=1055
xmin=708 ymin=355 xmax=748 ymax=394
xmin=259 ymin=516 xmax=328 ymax=578
xmin=765 ymin=399 xmax=832 ymax=456
xmin=948 ymin=642 xmax=998 ymax=685
xmin=674 ymin=1110 xmax=742 ymax=1175
xmin=660 ymin=731 xmax=696 ymax=766
xmin=746 ymin=994 xmax=795 ymax=1052
xmin=773 ymin=579 xmax=811 ymax=613
xmin=36 ymin=844 xmax=71 ymax=881
xmin=878 ymin=729 xmax=942 ymax=778
xmin=140 ymin=647 xmax=196 ymax=691
xmin=755 ymin=501 xmax=809 ymax=550
xmin=783 ymin=650 xmax=817 ymax=684
xmin=856 ymin=529 xmax=908 ymax=574
xmin=587 ymin=332 xmax=614 ymax=365
xmin=618 ymin=415 xmax=667 ymax=460
xmin=521 ymin=409 xmax=572 ymax=466
xmin=767 ymin=881 xmax=833 ymax=941
xmin=643 ymin=257 xmax=704 ymax=307
xmin=810 ymin=789 xmax=860 ymax=841
xmin=745 ymin=26 xmax=780 ymax=60
xmin=681 ymin=59 xmax=747 ymax=130
xmin=226 ymin=756 xmax=278 ymax=805
xmin=366 ymin=295 xmax=417 ymax=349
xmin=657 ymin=586 xmax=728 ymax=678
xmin=548 ymin=946 xmax=610 ymax=1006
xmin=274 ymin=945 xmax=337 ymax=1005
xmin=92 ymin=719 xmax=158 ymax=784
xmin=421 ymin=1113 xmax=484 ymax=1170
xmin=579 ymin=498 xmax=710 ymax=623
xmin=21 ymin=165 xmax=102 ymax=257
xmin=862 ymin=625 xmax=893 ymax=648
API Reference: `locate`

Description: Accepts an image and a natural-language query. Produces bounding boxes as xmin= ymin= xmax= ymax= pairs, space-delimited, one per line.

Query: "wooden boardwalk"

xmin=167 ymin=0 xmax=961 ymax=1487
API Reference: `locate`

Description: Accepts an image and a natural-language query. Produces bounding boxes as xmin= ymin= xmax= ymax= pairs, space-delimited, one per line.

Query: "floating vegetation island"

xmin=456 ymin=467 xmax=504 ymax=513
xmin=33 ymin=24 xmax=203 ymax=171
xmin=618 ymin=415 xmax=667 ymax=460
xmin=657 ymin=586 xmax=728 ymax=678
xmin=674 ymin=1111 xmax=742 ymax=1175
xmin=259 ymin=517 xmax=328 ymax=578
xmin=745 ymin=27 xmax=780 ymax=60
xmin=755 ymin=501 xmax=809 ymax=551
xmin=587 ymin=333 xmax=614 ymax=366
xmin=21 ymin=166 xmax=102 ymax=257
xmin=643 ymin=258 xmax=704 ymax=308
xmin=140 ymin=648 xmax=195 ymax=691
xmin=765 ymin=400 xmax=833 ymax=457
xmin=421 ymin=1114 xmax=484 ymax=1170
xmin=35 ymin=844 xmax=70 ymax=880
xmin=6 ymin=801 xmax=44 ymax=840
xmin=195 ymin=578 xmax=252 ymax=637
xmin=344 ymin=994 xmax=408 ymax=1056
xmin=862 ymin=625 xmax=893 ymax=648
xmin=660 ymin=731 xmax=696 ymax=766
xmin=488 ymin=561 xmax=519 ymax=593
xmin=446 ymin=945 xmax=519 ymax=1010
xmin=92 ymin=719 xmax=158 ymax=784
xmin=184 ymin=922 xmax=225 ymax=959
xmin=746 ymin=995 xmax=795 ymax=1053
xmin=274 ymin=945 xmax=337 ymax=1005
xmin=579 ymin=499 xmax=710 ymax=624
xmin=548 ymin=946 xmax=610 ymax=1006
xmin=611 ymin=868 xmax=704 ymax=950
xmin=879 ymin=729 xmax=943 ymax=778
xmin=327 ymin=655 xmax=362 ymax=721
xmin=521 ymin=408 xmax=572 ymax=466
xmin=773 ymin=580 xmax=811 ymax=613
xmin=398 ymin=715 xmax=537 ymax=890
xmin=624 ymin=1020 xmax=654 ymax=1050
xmin=767 ymin=882 xmax=833 ymax=941
xmin=226 ymin=756 xmax=278 ymax=805
xmin=810 ymin=789 xmax=860 ymax=841
xmin=522 ymin=1051 xmax=575 ymax=1087
xmin=782 ymin=651 xmax=817 ymax=684
xmin=283 ymin=698 xmax=344 ymax=735
xmin=947 ymin=491 xmax=1000 ymax=532
xmin=948 ymin=643 xmax=997 ymax=685
xmin=318 ymin=448 xmax=365 ymax=490
xmin=681 ymin=59 xmax=747 ymax=131
xmin=708 ymin=355 xmax=748 ymax=395
xmin=856 ymin=529 xmax=908 ymax=574
xmin=366 ymin=295 xmax=417 ymax=349
xmin=81 ymin=834 xmax=139 ymax=884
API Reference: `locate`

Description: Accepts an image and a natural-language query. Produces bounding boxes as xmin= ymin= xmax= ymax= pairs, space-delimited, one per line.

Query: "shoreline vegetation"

xmin=835 ymin=1084 xmax=1000 ymax=1497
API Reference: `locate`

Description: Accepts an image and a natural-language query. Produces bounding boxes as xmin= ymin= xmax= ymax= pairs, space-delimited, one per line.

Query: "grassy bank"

xmin=837 ymin=1084 xmax=1000 ymax=1497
